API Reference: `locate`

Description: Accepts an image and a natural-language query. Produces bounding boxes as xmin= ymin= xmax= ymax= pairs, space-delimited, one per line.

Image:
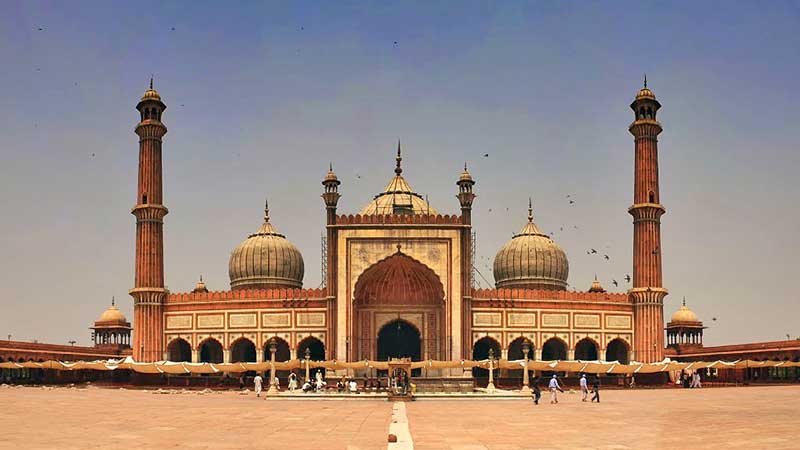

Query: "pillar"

xmin=629 ymin=79 xmax=667 ymax=363
xmin=130 ymin=79 xmax=168 ymax=362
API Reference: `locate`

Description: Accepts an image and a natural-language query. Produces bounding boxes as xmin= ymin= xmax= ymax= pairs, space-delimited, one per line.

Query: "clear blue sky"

xmin=1 ymin=1 xmax=798 ymax=346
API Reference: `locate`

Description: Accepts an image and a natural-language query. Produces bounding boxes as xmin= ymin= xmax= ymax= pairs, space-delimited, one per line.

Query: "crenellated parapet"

xmin=472 ymin=287 xmax=630 ymax=303
xmin=335 ymin=213 xmax=463 ymax=226
xmin=167 ymin=287 xmax=326 ymax=303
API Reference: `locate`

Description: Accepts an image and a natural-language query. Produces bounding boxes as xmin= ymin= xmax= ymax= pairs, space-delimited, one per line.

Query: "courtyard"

xmin=0 ymin=385 xmax=798 ymax=450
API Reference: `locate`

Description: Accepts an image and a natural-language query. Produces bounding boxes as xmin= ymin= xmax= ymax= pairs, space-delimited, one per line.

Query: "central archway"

xmin=352 ymin=251 xmax=445 ymax=362
xmin=377 ymin=320 xmax=421 ymax=361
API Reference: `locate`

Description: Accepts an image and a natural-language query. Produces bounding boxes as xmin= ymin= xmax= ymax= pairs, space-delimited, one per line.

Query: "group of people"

xmin=679 ymin=370 xmax=702 ymax=388
xmin=531 ymin=374 xmax=600 ymax=405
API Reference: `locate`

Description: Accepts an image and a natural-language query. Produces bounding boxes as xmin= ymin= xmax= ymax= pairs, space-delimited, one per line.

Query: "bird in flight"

xmin=590 ymin=249 xmax=597 ymax=254
xmin=612 ymin=279 xmax=618 ymax=287
xmin=604 ymin=255 xmax=610 ymax=260
xmin=170 ymin=27 xmax=175 ymax=31
xmin=569 ymin=200 xmax=575 ymax=205
xmin=483 ymin=153 xmax=489 ymax=157
xmin=37 ymin=27 xmax=44 ymax=31
xmin=624 ymin=274 xmax=631 ymax=283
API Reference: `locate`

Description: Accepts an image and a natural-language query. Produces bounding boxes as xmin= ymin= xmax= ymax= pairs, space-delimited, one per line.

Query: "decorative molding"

xmin=229 ymin=313 xmax=257 ymax=328
xmin=541 ymin=313 xmax=569 ymax=328
xmin=574 ymin=314 xmax=601 ymax=329
xmin=196 ymin=314 xmax=224 ymax=329
xmin=165 ymin=315 xmax=192 ymax=330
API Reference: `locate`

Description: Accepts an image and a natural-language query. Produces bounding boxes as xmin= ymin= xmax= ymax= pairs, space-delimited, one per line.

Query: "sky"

xmin=1 ymin=1 xmax=798 ymax=347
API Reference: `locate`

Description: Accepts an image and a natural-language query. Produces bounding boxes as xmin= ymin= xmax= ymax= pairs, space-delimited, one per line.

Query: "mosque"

xmin=2 ymin=81 xmax=796 ymax=384
xmin=123 ymin=78 xmax=668 ymax=376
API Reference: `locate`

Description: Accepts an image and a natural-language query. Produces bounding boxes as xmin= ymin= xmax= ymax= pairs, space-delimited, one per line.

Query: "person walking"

xmin=548 ymin=374 xmax=562 ymax=404
xmin=532 ymin=379 xmax=542 ymax=405
xmin=580 ymin=374 xmax=589 ymax=402
xmin=253 ymin=373 xmax=263 ymax=397
xmin=591 ymin=376 xmax=600 ymax=403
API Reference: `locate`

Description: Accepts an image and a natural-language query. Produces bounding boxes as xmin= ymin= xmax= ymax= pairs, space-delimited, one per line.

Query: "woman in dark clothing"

xmin=532 ymin=378 xmax=542 ymax=405
xmin=591 ymin=376 xmax=600 ymax=403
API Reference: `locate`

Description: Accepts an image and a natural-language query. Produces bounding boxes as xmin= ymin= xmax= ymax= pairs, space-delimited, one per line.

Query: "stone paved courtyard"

xmin=1 ymin=385 xmax=798 ymax=450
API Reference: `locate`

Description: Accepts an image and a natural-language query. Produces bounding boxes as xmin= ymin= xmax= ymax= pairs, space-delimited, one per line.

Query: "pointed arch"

xmin=472 ymin=336 xmax=501 ymax=377
xmin=605 ymin=338 xmax=630 ymax=364
xmin=574 ymin=337 xmax=599 ymax=361
xmin=541 ymin=337 xmax=568 ymax=361
xmin=198 ymin=337 xmax=223 ymax=364
xmin=230 ymin=337 xmax=257 ymax=363
xmin=167 ymin=338 xmax=192 ymax=362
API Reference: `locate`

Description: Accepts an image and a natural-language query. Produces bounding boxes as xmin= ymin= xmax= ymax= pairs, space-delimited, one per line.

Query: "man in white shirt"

xmin=253 ymin=374 xmax=263 ymax=397
xmin=580 ymin=374 xmax=589 ymax=402
xmin=548 ymin=374 xmax=561 ymax=404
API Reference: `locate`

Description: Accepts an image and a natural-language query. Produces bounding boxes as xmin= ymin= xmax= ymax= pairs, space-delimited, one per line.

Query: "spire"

xmin=395 ymin=139 xmax=403 ymax=175
xmin=643 ymin=73 xmax=647 ymax=89
xmin=150 ymin=75 xmax=154 ymax=90
xmin=111 ymin=296 xmax=115 ymax=307
xmin=464 ymin=162 xmax=468 ymax=171
xmin=200 ymin=274 xmax=203 ymax=282
xmin=329 ymin=162 xmax=333 ymax=171
xmin=528 ymin=197 xmax=533 ymax=222
xmin=682 ymin=296 xmax=686 ymax=307
xmin=264 ymin=198 xmax=270 ymax=222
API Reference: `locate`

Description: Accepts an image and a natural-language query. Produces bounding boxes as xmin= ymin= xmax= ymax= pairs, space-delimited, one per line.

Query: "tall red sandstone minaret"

xmin=629 ymin=76 xmax=667 ymax=363
xmin=130 ymin=78 xmax=168 ymax=362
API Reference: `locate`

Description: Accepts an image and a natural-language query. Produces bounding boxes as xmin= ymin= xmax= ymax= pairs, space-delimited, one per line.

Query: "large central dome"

xmin=359 ymin=142 xmax=438 ymax=215
xmin=493 ymin=200 xmax=569 ymax=290
xmin=229 ymin=201 xmax=304 ymax=290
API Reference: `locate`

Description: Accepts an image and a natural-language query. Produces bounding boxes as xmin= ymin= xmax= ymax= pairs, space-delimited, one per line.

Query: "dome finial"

xmin=200 ymin=274 xmax=203 ymax=282
xmin=528 ymin=197 xmax=533 ymax=222
xmin=682 ymin=296 xmax=686 ymax=307
xmin=643 ymin=73 xmax=647 ymax=89
xmin=395 ymin=139 xmax=403 ymax=175
xmin=329 ymin=162 xmax=333 ymax=171
xmin=464 ymin=162 xmax=468 ymax=171
xmin=111 ymin=296 xmax=115 ymax=307
xmin=150 ymin=75 xmax=154 ymax=90
xmin=264 ymin=198 xmax=270 ymax=222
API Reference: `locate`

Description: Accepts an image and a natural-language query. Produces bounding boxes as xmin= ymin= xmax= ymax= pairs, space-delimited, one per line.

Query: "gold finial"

xmin=111 ymin=296 xmax=115 ymax=306
xmin=200 ymin=274 xmax=203 ymax=283
xmin=527 ymin=197 xmax=533 ymax=222
xmin=464 ymin=162 xmax=468 ymax=171
xmin=643 ymin=73 xmax=647 ymax=89
xmin=329 ymin=162 xmax=333 ymax=171
xmin=396 ymin=243 xmax=402 ymax=253
xmin=395 ymin=139 xmax=402 ymax=175
xmin=264 ymin=198 xmax=270 ymax=222
xmin=682 ymin=296 xmax=686 ymax=307
xmin=594 ymin=274 xmax=598 ymax=281
xmin=150 ymin=75 xmax=154 ymax=90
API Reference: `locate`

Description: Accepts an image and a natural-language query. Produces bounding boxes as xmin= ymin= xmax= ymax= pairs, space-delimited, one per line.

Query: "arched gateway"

xmin=353 ymin=251 xmax=445 ymax=362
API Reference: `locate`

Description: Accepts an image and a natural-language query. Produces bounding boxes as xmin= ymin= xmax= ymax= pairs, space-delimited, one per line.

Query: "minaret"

xmin=456 ymin=163 xmax=475 ymax=358
xmin=321 ymin=163 xmax=341 ymax=359
xmin=628 ymin=76 xmax=667 ymax=363
xmin=129 ymin=78 xmax=168 ymax=362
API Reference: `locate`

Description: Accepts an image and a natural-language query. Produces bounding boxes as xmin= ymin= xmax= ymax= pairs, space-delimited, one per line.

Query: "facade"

xmin=129 ymin=80 xmax=671 ymax=370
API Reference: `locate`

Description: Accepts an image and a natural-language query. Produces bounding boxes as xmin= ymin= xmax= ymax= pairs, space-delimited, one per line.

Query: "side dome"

xmin=95 ymin=297 xmax=129 ymax=326
xmin=493 ymin=200 xmax=569 ymax=290
xmin=670 ymin=298 xmax=700 ymax=323
xmin=229 ymin=200 xmax=304 ymax=290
